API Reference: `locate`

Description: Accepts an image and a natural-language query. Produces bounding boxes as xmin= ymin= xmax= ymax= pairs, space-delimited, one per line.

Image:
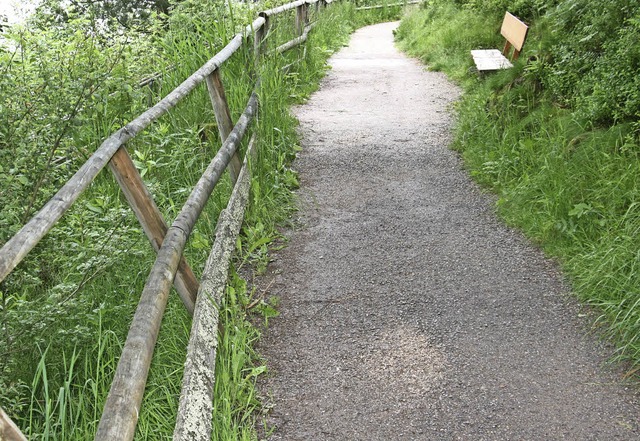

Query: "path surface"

xmin=258 ymin=22 xmax=639 ymax=440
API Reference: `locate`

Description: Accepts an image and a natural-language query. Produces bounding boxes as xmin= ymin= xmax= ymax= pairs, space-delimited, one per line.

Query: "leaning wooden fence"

xmin=0 ymin=0 xmax=420 ymax=439
xmin=0 ymin=0 xmax=335 ymax=439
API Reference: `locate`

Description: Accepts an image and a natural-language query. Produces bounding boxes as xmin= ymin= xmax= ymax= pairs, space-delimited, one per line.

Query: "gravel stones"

xmin=257 ymin=22 xmax=639 ymax=440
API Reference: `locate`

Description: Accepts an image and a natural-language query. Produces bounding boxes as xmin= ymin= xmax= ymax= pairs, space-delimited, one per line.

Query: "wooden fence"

xmin=0 ymin=0 xmax=420 ymax=439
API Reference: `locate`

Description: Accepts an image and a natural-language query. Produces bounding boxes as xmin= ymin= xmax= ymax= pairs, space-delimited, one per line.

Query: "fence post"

xmin=254 ymin=17 xmax=268 ymax=65
xmin=108 ymin=146 xmax=199 ymax=314
xmin=295 ymin=3 xmax=308 ymax=35
xmin=206 ymin=69 xmax=242 ymax=184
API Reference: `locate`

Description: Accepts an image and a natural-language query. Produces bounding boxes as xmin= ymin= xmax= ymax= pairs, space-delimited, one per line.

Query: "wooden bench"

xmin=471 ymin=12 xmax=528 ymax=71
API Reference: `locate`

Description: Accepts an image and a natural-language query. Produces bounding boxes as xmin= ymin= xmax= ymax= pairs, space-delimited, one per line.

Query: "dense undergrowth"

xmin=397 ymin=0 xmax=640 ymax=375
xmin=0 ymin=0 xmax=405 ymax=438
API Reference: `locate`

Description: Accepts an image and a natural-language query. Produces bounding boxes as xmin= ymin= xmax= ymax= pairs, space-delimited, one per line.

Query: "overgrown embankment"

xmin=0 ymin=0 xmax=404 ymax=438
xmin=396 ymin=0 xmax=640 ymax=374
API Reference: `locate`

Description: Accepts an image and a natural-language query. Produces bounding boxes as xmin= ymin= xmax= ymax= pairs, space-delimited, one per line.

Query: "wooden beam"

xmin=275 ymin=23 xmax=316 ymax=54
xmin=355 ymin=0 xmax=420 ymax=10
xmin=295 ymin=4 xmax=308 ymax=35
xmin=260 ymin=0 xmax=306 ymax=18
xmin=245 ymin=16 xmax=266 ymax=37
xmin=108 ymin=147 xmax=199 ymax=314
xmin=502 ymin=40 xmax=512 ymax=57
xmin=513 ymin=48 xmax=521 ymax=61
xmin=173 ymin=135 xmax=256 ymax=441
xmin=206 ymin=69 xmax=242 ymax=184
xmin=95 ymin=93 xmax=258 ymax=441
xmin=0 ymin=407 xmax=27 ymax=441
xmin=253 ymin=17 xmax=268 ymax=64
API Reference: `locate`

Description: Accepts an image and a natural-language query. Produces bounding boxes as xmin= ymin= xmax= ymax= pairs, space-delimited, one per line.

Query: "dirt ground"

xmin=257 ymin=22 xmax=639 ymax=440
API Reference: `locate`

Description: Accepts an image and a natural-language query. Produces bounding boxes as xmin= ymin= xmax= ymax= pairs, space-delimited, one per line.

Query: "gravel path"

xmin=258 ymin=22 xmax=639 ymax=440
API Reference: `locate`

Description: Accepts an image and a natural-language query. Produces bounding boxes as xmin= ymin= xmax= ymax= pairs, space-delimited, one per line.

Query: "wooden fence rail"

xmin=173 ymin=134 xmax=257 ymax=441
xmin=275 ymin=22 xmax=318 ymax=54
xmin=0 ymin=0 xmax=418 ymax=438
xmin=0 ymin=407 xmax=26 ymax=441
xmin=355 ymin=0 xmax=420 ymax=10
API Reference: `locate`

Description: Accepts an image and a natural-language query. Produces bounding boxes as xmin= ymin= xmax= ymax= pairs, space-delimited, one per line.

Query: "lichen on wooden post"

xmin=173 ymin=135 xmax=256 ymax=441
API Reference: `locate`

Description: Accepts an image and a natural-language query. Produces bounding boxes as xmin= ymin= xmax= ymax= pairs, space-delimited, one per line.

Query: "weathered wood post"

xmin=205 ymin=69 xmax=242 ymax=184
xmin=254 ymin=17 xmax=268 ymax=67
xmin=0 ymin=408 xmax=27 ymax=441
xmin=295 ymin=3 xmax=308 ymax=36
xmin=173 ymin=134 xmax=257 ymax=441
xmin=109 ymin=147 xmax=199 ymax=314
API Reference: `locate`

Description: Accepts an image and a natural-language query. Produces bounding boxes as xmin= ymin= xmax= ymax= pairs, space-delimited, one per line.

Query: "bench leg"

xmin=502 ymin=41 xmax=512 ymax=58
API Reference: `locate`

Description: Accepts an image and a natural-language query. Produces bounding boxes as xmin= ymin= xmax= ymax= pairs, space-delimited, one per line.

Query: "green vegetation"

xmin=0 ymin=0 xmax=408 ymax=438
xmin=396 ymin=0 xmax=640 ymax=375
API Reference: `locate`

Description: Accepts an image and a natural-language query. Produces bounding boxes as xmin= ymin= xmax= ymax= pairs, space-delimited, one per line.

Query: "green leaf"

xmin=247 ymin=236 xmax=272 ymax=255
xmin=86 ymin=203 xmax=102 ymax=214
xmin=568 ymin=203 xmax=593 ymax=218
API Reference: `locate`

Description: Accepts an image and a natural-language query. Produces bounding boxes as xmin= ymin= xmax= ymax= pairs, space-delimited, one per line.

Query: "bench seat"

xmin=471 ymin=49 xmax=513 ymax=71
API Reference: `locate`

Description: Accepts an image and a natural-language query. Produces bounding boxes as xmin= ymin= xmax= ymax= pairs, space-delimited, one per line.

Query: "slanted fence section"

xmin=0 ymin=0 xmax=419 ymax=438
xmin=0 ymin=407 xmax=27 ymax=441
xmin=0 ymin=1 xmax=337 ymax=439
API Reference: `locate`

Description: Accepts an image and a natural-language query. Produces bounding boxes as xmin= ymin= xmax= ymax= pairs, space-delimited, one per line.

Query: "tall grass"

xmin=397 ymin=3 xmax=640 ymax=376
xmin=26 ymin=314 xmax=121 ymax=439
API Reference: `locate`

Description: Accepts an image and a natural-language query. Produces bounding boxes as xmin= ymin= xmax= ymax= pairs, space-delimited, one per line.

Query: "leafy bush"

xmin=529 ymin=0 xmax=639 ymax=127
xmin=0 ymin=12 xmax=155 ymax=419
